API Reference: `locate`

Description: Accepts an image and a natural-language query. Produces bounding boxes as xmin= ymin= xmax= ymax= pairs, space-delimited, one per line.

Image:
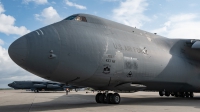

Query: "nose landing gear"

xmin=95 ymin=92 xmax=120 ymax=104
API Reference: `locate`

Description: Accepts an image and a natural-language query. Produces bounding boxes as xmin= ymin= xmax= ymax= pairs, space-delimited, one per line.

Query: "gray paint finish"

xmin=8 ymin=13 xmax=200 ymax=92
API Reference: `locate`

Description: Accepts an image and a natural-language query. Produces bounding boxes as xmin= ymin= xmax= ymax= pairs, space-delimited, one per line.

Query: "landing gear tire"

xmin=171 ymin=92 xmax=175 ymax=96
xmin=174 ymin=92 xmax=179 ymax=97
xmin=180 ymin=92 xmax=185 ymax=98
xmin=95 ymin=93 xmax=102 ymax=103
xmin=159 ymin=91 xmax=194 ymax=98
xmin=111 ymin=93 xmax=120 ymax=104
xmin=96 ymin=93 xmax=106 ymax=103
xmin=159 ymin=91 xmax=163 ymax=96
xmin=185 ymin=92 xmax=189 ymax=98
xmin=100 ymin=93 xmax=105 ymax=103
xmin=102 ymin=93 xmax=107 ymax=103
xmin=189 ymin=92 xmax=194 ymax=98
xmin=106 ymin=93 xmax=113 ymax=104
xmin=34 ymin=89 xmax=39 ymax=93
xmin=96 ymin=92 xmax=120 ymax=104
xmin=165 ymin=91 xmax=170 ymax=97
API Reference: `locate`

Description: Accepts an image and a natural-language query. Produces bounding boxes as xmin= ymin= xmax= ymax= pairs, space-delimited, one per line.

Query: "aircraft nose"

xmin=8 ymin=36 xmax=28 ymax=66
xmin=8 ymin=83 xmax=12 ymax=87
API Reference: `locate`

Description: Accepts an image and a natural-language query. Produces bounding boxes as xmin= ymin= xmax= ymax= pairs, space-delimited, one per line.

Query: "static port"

xmin=49 ymin=54 xmax=56 ymax=59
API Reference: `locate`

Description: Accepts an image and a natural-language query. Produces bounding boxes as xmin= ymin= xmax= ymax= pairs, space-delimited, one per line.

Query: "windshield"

xmin=64 ymin=15 xmax=87 ymax=22
xmin=65 ymin=16 xmax=77 ymax=20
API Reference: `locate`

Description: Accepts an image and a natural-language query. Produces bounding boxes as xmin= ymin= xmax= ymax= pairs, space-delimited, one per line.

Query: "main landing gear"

xmin=159 ymin=91 xmax=194 ymax=98
xmin=34 ymin=89 xmax=39 ymax=93
xmin=95 ymin=92 xmax=120 ymax=104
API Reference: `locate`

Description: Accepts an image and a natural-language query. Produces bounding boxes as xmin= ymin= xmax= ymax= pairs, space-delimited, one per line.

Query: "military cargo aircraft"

xmin=8 ymin=81 xmax=65 ymax=92
xmin=8 ymin=81 xmax=83 ymax=93
xmin=8 ymin=13 xmax=200 ymax=104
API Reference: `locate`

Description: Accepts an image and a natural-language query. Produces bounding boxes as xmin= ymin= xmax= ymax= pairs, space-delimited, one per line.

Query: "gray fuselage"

xmin=8 ymin=14 xmax=200 ymax=92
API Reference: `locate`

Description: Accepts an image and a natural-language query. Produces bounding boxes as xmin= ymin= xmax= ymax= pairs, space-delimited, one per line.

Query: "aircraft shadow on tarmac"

xmin=1 ymin=94 xmax=200 ymax=112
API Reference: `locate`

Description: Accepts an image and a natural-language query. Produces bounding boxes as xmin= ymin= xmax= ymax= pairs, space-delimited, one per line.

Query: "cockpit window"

xmin=65 ymin=16 xmax=77 ymax=20
xmin=75 ymin=16 xmax=81 ymax=21
xmin=75 ymin=16 xmax=87 ymax=22
xmin=81 ymin=17 xmax=87 ymax=22
xmin=65 ymin=15 xmax=87 ymax=22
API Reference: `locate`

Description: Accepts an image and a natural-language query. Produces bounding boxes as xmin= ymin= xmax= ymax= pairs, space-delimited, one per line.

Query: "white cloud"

xmin=0 ymin=39 xmax=4 ymax=45
xmin=0 ymin=3 xmax=5 ymax=13
xmin=169 ymin=14 xmax=197 ymax=22
xmin=0 ymin=4 xmax=30 ymax=36
xmin=0 ymin=3 xmax=40 ymax=88
xmin=112 ymin=0 xmax=150 ymax=28
xmin=0 ymin=44 xmax=44 ymax=88
xmin=152 ymin=13 xmax=200 ymax=39
xmin=23 ymin=0 xmax=48 ymax=5
xmin=65 ymin=0 xmax=87 ymax=10
xmin=35 ymin=6 xmax=62 ymax=25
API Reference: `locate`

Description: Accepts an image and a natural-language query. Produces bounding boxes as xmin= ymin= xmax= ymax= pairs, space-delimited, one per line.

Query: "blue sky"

xmin=0 ymin=0 xmax=200 ymax=88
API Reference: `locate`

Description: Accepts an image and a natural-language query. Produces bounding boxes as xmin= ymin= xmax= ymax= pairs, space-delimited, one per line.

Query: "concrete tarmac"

xmin=1 ymin=90 xmax=200 ymax=112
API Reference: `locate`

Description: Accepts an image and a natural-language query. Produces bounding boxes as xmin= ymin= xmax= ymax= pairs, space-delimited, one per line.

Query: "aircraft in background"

xmin=8 ymin=81 xmax=83 ymax=93
xmin=9 ymin=13 xmax=200 ymax=104
xmin=64 ymin=85 xmax=85 ymax=92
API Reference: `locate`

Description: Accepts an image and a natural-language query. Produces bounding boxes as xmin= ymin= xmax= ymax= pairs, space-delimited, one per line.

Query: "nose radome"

xmin=8 ymin=83 xmax=12 ymax=87
xmin=8 ymin=36 xmax=28 ymax=67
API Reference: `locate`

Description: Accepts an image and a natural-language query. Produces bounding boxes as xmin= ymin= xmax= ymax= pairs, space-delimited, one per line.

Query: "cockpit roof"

xmin=64 ymin=13 xmax=137 ymax=33
xmin=64 ymin=13 xmax=107 ymax=25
